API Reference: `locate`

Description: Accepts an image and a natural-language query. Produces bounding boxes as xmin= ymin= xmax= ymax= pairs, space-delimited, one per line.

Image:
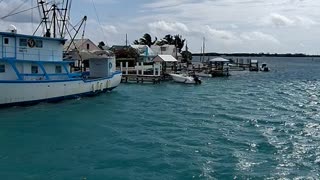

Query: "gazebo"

xmin=153 ymin=55 xmax=178 ymax=74
xmin=208 ymin=57 xmax=230 ymax=76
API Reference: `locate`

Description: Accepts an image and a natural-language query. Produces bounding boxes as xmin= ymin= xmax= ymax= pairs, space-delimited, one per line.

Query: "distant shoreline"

xmin=192 ymin=53 xmax=320 ymax=58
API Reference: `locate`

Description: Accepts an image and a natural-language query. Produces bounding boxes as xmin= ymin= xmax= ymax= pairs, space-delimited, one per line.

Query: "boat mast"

xmin=202 ymin=37 xmax=205 ymax=63
xmin=61 ymin=0 xmax=69 ymax=38
xmin=35 ymin=0 xmax=72 ymax=38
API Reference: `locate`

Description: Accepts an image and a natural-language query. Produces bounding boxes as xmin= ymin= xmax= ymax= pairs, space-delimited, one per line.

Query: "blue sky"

xmin=1 ymin=0 xmax=320 ymax=54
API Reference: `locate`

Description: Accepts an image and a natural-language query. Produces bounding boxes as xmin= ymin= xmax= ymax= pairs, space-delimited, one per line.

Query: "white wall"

xmin=0 ymin=62 xmax=17 ymax=80
xmin=16 ymin=38 xmax=63 ymax=62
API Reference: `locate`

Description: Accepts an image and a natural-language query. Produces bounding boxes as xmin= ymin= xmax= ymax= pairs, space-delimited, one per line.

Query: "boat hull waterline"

xmin=0 ymin=72 xmax=122 ymax=107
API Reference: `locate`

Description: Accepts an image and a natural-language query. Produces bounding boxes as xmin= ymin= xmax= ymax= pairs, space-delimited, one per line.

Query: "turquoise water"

xmin=1 ymin=57 xmax=320 ymax=179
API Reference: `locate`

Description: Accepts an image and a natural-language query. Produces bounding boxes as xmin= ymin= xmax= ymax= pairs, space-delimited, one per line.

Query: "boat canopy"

xmin=153 ymin=55 xmax=178 ymax=62
xmin=250 ymin=59 xmax=258 ymax=63
xmin=79 ymin=50 xmax=114 ymax=61
xmin=209 ymin=57 xmax=230 ymax=62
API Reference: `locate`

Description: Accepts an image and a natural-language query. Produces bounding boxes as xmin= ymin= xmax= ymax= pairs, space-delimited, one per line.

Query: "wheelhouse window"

xmin=0 ymin=64 xmax=5 ymax=73
xmin=4 ymin=38 xmax=9 ymax=44
xmin=55 ymin=65 xmax=62 ymax=73
xmin=19 ymin=38 xmax=27 ymax=47
xmin=31 ymin=65 xmax=38 ymax=74
xmin=35 ymin=40 xmax=43 ymax=48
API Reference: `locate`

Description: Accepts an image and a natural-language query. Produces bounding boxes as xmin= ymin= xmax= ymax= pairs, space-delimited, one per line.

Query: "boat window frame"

xmin=31 ymin=65 xmax=39 ymax=74
xmin=19 ymin=38 xmax=28 ymax=47
xmin=35 ymin=39 xmax=43 ymax=48
xmin=4 ymin=38 xmax=9 ymax=45
xmin=55 ymin=65 xmax=62 ymax=73
xmin=0 ymin=64 xmax=5 ymax=73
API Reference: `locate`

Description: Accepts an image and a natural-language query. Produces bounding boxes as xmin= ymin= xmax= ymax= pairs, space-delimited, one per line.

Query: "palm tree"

xmin=173 ymin=35 xmax=185 ymax=53
xmin=163 ymin=34 xmax=175 ymax=44
xmin=133 ymin=33 xmax=157 ymax=47
xmin=157 ymin=34 xmax=185 ymax=53
xmin=98 ymin=41 xmax=105 ymax=50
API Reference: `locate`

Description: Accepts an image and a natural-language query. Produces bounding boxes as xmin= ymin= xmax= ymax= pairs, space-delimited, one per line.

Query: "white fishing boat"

xmin=0 ymin=1 xmax=121 ymax=107
xmin=169 ymin=73 xmax=201 ymax=84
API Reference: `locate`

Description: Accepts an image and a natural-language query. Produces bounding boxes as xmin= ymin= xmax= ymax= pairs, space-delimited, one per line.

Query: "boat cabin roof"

xmin=0 ymin=32 xmax=66 ymax=43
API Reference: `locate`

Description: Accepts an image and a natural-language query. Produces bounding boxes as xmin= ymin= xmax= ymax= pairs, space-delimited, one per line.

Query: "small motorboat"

xmin=260 ymin=63 xmax=270 ymax=72
xmin=169 ymin=73 xmax=201 ymax=84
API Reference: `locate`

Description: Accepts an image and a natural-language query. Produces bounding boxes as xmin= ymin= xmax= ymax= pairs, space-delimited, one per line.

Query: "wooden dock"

xmin=121 ymin=75 xmax=161 ymax=84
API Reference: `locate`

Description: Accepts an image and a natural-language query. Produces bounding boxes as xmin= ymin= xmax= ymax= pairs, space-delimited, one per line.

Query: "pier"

xmin=120 ymin=62 xmax=162 ymax=84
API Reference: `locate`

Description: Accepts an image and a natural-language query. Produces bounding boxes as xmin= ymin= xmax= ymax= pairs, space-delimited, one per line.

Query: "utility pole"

xmin=202 ymin=37 xmax=205 ymax=62
xmin=125 ymin=33 xmax=128 ymax=47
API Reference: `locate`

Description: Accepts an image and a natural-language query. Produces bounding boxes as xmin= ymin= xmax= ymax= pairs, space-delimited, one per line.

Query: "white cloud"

xmin=143 ymin=0 xmax=193 ymax=8
xmin=266 ymin=13 xmax=295 ymax=27
xmin=262 ymin=13 xmax=317 ymax=28
xmin=148 ymin=20 xmax=190 ymax=34
xmin=102 ymin=25 xmax=118 ymax=34
xmin=241 ymin=31 xmax=280 ymax=44
xmin=205 ymin=26 xmax=239 ymax=42
xmin=294 ymin=16 xmax=317 ymax=28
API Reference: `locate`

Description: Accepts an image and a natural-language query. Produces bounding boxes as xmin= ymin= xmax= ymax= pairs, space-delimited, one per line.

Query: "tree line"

xmin=133 ymin=33 xmax=192 ymax=63
xmin=133 ymin=33 xmax=185 ymax=53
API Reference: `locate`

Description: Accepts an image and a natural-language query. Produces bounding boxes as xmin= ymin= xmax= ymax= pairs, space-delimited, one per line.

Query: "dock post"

xmin=153 ymin=64 xmax=156 ymax=76
xmin=141 ymin=62 xmax=144 ymax=75
xmin=136 ymin=62 xmax=139 ymax=75
xmin=120 ymin=62 xmax=123 ymax=73
xmin=158 ymin=64 xmax=161 ymax=76
xmin=125 ymin=62 xmax=128 ymax=75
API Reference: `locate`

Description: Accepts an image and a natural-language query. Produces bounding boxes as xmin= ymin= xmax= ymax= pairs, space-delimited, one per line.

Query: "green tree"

xmin=98 ymin=41 xmax=105 ymax=50
xmin=181 ymin=51 xmax=192 ymax=64
xmin=113 ymin=47 xmax=139 ymax=59
xmin=173 ymin=35 xmax=185 ymax=53
xmin=133 ymin=33 xmax=157 ymax=47
xmin=157 ymin=34 xmax=185 ymax=53
xmin=181 ymin=42 xmax=192 ymax=64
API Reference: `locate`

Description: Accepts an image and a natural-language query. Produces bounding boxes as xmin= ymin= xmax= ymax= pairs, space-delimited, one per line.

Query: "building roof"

xmin=109 ymin=45 xmax=130 ymax=51
xmin=153 ymin=55 xmax=178 ymax=62
xmin=64 ymin=39 xmax=98 ymax=51
xmin=130 ymin=45 xmax=156 ymax=57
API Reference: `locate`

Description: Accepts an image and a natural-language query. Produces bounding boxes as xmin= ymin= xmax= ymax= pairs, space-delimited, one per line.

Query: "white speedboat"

xmin=169 ymin=73 xmax=201 ymax=84
xmin=260 ymin=63 xmax=270 ymax=72
xmin=0 ymin=2 xmax=122 ymax=107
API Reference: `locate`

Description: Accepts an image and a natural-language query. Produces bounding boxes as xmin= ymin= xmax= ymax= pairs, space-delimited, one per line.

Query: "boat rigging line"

xmin=0 ymin=0 xmax=42 ymax=20
xmin=91 ymin=0 xmax=109 ymax=46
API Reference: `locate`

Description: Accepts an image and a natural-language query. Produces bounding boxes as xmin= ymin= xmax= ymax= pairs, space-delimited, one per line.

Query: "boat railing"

xmin=1 ymin=45 xmax=62 ymax=62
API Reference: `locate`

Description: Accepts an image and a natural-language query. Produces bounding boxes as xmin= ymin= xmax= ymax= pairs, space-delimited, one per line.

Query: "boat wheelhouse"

xmin=0 ymin=1 xmax=122 ymax=107
xmin=0 ymin=31 xmax=72 ymax=81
